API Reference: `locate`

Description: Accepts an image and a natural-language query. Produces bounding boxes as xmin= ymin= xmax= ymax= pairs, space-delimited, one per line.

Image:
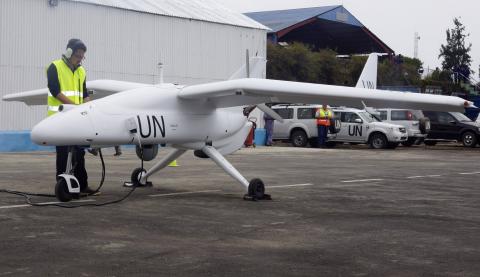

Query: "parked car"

xmin=271 ymin=104 xmax=407 ymax=149
xmin=329 ymin=107 xmax=407 ymax=149
xmin=375 ymin=108 xmax=430 ymax=146
xmin=271 ymin=104 xmax=340 ymax=147
xmin=422 ymin=111 xmax=480 ymax=147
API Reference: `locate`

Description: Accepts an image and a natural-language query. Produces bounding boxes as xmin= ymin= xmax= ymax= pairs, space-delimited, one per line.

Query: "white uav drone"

xmin=3 ymin=54 xmax=474 ymax=202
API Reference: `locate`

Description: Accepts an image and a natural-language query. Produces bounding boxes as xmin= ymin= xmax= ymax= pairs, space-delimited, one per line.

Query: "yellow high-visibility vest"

xmin=47 ymin=59 xmax=86 ymax=116
xmin=316 ymin=108 xmax=332 ymax=126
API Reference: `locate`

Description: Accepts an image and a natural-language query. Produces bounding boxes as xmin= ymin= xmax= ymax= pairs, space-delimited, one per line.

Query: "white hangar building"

xmin=0 ymin=0 xmax=268 ymax=149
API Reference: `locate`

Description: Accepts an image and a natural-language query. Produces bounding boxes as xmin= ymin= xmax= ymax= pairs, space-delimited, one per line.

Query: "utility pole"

xmin=414 ymin=32 xmax=420 ymax=59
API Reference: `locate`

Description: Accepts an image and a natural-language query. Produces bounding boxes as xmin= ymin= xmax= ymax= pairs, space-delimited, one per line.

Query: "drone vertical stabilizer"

xmin=355 ymin=53 xmax=379 ymax=89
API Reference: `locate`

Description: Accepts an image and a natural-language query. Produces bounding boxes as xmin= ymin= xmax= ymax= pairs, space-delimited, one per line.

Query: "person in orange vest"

xmin=315 ymin=104 xmax=333 ymax=148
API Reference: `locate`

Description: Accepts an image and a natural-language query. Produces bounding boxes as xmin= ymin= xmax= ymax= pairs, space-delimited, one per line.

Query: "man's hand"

xmin=56 ymin=93 xmax=75 ymax=105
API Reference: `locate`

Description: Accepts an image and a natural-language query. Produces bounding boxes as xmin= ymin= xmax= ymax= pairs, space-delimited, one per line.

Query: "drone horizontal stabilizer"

xmin=2 ymin=80 xmax=150 ymax=106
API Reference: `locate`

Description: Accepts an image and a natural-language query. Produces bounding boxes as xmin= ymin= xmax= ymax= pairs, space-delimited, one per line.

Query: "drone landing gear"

xmin=125 ymin=149 xmax=187 ymax=187
xmin=127 ymin=167 xmax=152 ymax=187
xmin=55 ymin=148 xmax=81 ymax=202
xmin=200 ymin=146 xmax=271 ymax=201
xmin=55 ymin=175 xmax=81 ymax=202
xmin=243 ymin=178 xmax=272 ymax=201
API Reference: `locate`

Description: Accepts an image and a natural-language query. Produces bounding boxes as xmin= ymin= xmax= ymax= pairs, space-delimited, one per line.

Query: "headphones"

xmin=65 ymin=47 xmax=74 ymax=59
xmin=64 ymin=39 xmax=86 ymax=59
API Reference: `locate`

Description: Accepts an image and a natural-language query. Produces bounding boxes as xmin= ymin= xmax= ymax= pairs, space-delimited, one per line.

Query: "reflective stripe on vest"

xmin=316 ymin=109 xmax=332 ymax=126
xmin=46 ymin=59 xmax=86 ymax=116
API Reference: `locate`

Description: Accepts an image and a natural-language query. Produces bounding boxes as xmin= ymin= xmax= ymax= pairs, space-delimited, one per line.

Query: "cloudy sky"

xmin=217 ymin=0 xmax=479 ymax=78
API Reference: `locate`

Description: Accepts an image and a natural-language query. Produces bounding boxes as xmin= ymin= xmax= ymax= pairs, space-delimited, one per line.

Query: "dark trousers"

xmin=265 ymin=119 xmax=274 ymax=145
xmin=56 ymin=146 xmax=88 ymax=191
xmin=317 ymin=125 xmax=328 ymax=147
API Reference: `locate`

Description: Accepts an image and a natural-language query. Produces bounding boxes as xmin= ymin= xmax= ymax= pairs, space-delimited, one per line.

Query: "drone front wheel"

xmin=55 ymin=177 xmax=72 ymax=202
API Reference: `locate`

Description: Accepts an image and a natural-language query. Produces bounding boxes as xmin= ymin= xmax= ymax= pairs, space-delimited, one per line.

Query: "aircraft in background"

xmin=2 ymin=54 xmax=475 ymax=202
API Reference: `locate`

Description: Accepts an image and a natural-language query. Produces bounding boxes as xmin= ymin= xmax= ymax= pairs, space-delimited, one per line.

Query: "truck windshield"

xmin=359 ymin=112 xmax=380 ymax=123
xmin=451 ymin=112 xmax=472 ymax=122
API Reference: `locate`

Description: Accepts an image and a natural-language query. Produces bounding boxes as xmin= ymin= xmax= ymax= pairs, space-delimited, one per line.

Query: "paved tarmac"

xmin=0 ymin=144 xmax=479 ymax=277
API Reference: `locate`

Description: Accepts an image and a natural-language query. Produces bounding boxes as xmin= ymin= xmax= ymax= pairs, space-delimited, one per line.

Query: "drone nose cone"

xmin=31 ymin=120 xmax=50 ymax=145
xmin=31 ymin=108 xmax=96 ymax=146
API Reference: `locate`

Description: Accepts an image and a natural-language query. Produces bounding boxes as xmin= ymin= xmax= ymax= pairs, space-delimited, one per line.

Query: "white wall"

xmin=0 ymin=0 xmax=266 ymax=130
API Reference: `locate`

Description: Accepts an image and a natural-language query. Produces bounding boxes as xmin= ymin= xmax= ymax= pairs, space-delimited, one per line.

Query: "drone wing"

xmin=2 ymin=80 xmax=149 ymax=106
xmin=179 ymin=78 xmax=474 ymax=112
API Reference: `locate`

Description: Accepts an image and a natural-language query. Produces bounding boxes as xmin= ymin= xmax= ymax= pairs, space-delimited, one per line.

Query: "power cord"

xmin=0 ymin=148 xmax=140 ymax=208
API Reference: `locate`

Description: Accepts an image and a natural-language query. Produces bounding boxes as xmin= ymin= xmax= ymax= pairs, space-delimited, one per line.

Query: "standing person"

xmin=315 ymin=104 xmax=332 ymax=148
xmin=264 ymin=112 xmax=275 ymax=146
xmin=47 ymin=38 xmax=95 ymax=195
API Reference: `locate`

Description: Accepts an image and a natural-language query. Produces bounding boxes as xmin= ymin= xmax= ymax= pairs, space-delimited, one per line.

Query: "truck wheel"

xmin=461 ymin=131 xmax=477 ymax=148
xmin=401 ymin=138 xmax=416 ymax=147
xmin=291 ymin=130 xmax=308 ymax=147
xmin=369 ymin=133 xmax=387 ymax=149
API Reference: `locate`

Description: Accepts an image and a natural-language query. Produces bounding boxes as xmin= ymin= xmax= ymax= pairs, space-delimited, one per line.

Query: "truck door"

xmin=436 ymin=112 xmax=462 ymax=140
xmin=337 ymin=112 xmax=364 ymax=142
xmin=272 ymin=108 xmax=294 ymax=140
xmin=297 ymin=108 xmax=317 ymax=137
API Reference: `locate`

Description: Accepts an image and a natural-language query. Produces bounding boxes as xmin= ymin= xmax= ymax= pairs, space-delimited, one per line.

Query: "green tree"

xmin=267 ymin=43 xmax=344 ymax=85
xmin=267 ymin=42 xmax=316 ymax=82
xmin=377 ymin=55 xmax=422 ymax=87
xmin=439 ymin=17 xmax=472 ymax=82
xmin=267 ymin=42 xmax=422 ymax=88
xmin=310 ymin=49 xmax=341 ymax=85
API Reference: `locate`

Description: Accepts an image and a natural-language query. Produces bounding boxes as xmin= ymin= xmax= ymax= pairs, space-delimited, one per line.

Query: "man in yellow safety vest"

xmin=315 ymin=104 xmax=333 ymax=148
xmin=46 ymin=38 xmax=94 ymax=194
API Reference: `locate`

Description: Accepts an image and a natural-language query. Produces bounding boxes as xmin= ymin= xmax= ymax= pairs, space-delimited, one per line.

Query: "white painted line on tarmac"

xmin=407 ymin=175 xmax=442 ymax=179
xmin=268 ymin=183 xmax=314 ymax=188
xmin=149 ymin=190 xmax=221 ymax=197
xmin=341 ymin=179 xmax=384 ymax=183
xmin=459 ymin=172 xmax=480 ymax=175
xmin=0 ymin=199 xmax=95 ymax=209
xmin=149 ymin=184 xmax=314 ymax=197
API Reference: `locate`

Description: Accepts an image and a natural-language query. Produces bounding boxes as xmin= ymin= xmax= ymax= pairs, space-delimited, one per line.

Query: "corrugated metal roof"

xmin=245 ymin=6 xmax=341 ymax=32
xmin=67 ymin=0 xmax=269 ymax=30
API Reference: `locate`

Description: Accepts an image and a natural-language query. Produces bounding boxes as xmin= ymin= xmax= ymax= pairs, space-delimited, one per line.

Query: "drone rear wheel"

xmin=244 ymin=178 xmax=271 ymax=201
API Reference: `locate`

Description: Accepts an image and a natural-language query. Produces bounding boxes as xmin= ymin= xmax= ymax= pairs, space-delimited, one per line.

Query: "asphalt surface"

xmin=0 ymin=143 xmax=479 ymax=277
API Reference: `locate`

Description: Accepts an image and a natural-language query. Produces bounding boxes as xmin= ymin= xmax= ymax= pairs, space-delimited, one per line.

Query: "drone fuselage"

xmin=31 ymin=84 xmax=248 ymax=150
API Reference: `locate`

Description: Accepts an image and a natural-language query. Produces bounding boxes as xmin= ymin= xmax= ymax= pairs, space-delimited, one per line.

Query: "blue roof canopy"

xmin=245 ymin=6 xmax=393 ymax=55
xmin=246 ymin=6 xmax=340 ymax=33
